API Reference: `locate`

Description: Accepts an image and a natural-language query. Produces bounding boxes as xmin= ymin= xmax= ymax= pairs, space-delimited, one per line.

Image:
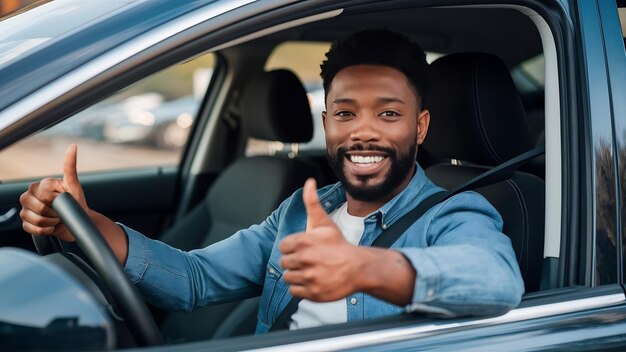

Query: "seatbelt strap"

xmin=372 ymin=145 xmax=545 ymax=248
xmin=268 ymin=145 xmax=545 ymax=332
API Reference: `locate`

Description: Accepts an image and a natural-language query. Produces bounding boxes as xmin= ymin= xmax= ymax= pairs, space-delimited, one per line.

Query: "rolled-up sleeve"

xmin=121 ymin=206 xmax=282 ymax=312
xmin=396 ymin=191 xmax=525 ymax=317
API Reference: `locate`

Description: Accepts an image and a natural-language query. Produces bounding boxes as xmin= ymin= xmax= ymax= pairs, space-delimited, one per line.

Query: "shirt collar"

xmin=318 ymin=162 xmax=439 ymax=227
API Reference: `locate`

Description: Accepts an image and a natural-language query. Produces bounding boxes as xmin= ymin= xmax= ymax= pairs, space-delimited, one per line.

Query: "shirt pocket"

xmin=259 ymin=261 xmax=288 ymax=326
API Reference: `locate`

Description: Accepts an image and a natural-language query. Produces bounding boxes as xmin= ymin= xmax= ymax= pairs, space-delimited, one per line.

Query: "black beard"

xmin=327 ymin=141 xmax=417 ymax=202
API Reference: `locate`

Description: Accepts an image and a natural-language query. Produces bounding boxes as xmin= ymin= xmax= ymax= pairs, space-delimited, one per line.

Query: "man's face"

xmin=323 ymin=65 xmax=430 ymax=202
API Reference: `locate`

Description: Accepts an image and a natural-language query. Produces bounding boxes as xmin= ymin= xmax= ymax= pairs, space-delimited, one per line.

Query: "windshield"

xmin=0 ymin=0 xmax=140 ymax=68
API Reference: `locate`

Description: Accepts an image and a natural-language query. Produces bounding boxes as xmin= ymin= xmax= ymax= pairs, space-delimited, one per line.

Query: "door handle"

xmin=0 ymin=207 xmax=18 ymax=224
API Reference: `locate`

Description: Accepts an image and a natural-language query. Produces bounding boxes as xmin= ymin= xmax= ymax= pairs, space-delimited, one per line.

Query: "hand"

xmin=19 ymin=144 xmax=88 ymax=241
xmin=279 ymin=178 xmax=364 ymax=301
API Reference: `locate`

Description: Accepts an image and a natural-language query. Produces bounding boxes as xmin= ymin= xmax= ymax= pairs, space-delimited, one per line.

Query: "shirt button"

xmin=350 ymin=297 xmax=358 ymax=305
xmin=269 ymin=268 xmax=275 ymax=275
xmin=381 ymin=224 xmax=388 ymax=230
xmin=427 ymin=289 xmax=434 ymax=297
xmin=324 ymin=201 xmax=331 ymax=208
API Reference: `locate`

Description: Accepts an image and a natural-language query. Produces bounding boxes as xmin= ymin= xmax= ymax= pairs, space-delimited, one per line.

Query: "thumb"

xmin=62 ymin=144 xmax=86 ymax=205
xmin=303 ymin=178 xmax=333 ymax=230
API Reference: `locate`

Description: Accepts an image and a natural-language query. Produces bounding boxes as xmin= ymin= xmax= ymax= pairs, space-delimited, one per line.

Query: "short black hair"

xmin=320 ymin=29 xmax=429 ymax=106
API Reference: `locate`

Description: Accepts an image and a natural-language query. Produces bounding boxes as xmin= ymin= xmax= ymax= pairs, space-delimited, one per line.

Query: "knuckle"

xmin=32 ymin=202 xmax=46 ymax=215
xmin=309 ymin=286 xmax=321 ymax=298
xmin=278 ymin=240 xmax=289 ymax=253
xmin=19 ymin=209 xmax=31 ymax=223
xmin=303 ymin=270 xmax=315 ymax=281
xmin=295 ymin=236 xmax=310 ymax=248
xmin=283 ymin=271 xmax=293 ymax=282
xmin=289 ymin=286 xmax=301 ymax=297
xmin=30 ymin=215 xmax=45 ymax=226
xmin=18 ymin=192 xmax=28 ymax=205
xmin=27 ymin=182 xmax=38 ymax=192
xmin=24 ymin=223 xmax=44 ymax=236
xmin=39 ymin=178 xmax=53 ymax=188
xmin=300 ymin=251 xmax=316 ymax=265
xmin=38 ymin=179 xmax=60 ymax=195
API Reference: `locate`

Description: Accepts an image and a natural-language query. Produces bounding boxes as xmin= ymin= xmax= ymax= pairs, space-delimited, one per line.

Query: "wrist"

xmin=88 ymin=210 xmax=129 ymax=264
xmin=357 ymin=248 xmax=417 ymax=306
xmin=352 ymin=247 xmax=382 ymax=293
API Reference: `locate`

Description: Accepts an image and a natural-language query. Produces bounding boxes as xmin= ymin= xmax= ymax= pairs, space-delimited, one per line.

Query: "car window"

xmin=244 ymin=41 xmax=330 ymax=156
xmin=511 ymin=54 xmax=545 ymax=94
xmin=0 ymin=52 xmax=215 ymax=181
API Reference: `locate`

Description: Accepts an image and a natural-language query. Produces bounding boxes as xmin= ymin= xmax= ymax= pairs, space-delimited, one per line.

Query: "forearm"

xmin=88 ymin=210 xmax=128 ymax=264
xmin=123 ymin=223 xmax=274 ymax=312
xmin=356 ymin=247 xmax=416 ymax=306
xmin=397 ymin=244 xmax=524 ymax=316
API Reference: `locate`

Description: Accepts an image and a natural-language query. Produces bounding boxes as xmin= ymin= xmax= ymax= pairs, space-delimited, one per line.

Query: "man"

xmin=19 ymin=30 xmax=524 ymax=334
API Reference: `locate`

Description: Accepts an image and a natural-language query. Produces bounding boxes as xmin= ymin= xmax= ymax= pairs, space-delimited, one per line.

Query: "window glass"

xmin=511 ymin=54 xmax=545 ymax=94
xmin=0 ymin=53 xmax=215 ymax=181
xmin=248 ymin=41 xmax=330 ymax=156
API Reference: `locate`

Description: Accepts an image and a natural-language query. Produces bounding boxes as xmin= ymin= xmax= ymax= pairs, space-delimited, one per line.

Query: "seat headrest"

xmin=422 ymin=53 xmax=534 ymax=165
xmin=241 ymin=69 xmax=313 ymax=143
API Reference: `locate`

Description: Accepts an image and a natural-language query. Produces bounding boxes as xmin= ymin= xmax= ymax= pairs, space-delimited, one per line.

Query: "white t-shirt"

xmin=289 ymin=202 xmax=365 ymax=330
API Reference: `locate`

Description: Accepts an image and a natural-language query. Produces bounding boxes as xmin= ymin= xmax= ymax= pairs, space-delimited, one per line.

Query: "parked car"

xmin=0 ymin=0 xmax=624 ymax=351
xmin=100 ymin=95 xmax=197 ymax=149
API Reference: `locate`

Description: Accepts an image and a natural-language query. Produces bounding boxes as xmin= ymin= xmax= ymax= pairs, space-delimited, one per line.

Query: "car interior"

xmin=142 ymin=4 xmax=550 ymax=344
xmin=1 ymin=1 xmax=557 ymax=348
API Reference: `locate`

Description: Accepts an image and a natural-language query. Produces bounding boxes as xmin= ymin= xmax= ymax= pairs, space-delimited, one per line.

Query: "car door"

xmin=166 ymin=0 xmax=626 ymax=349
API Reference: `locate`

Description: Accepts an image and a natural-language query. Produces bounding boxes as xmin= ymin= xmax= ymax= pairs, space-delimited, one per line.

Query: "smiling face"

xmin=323 ymin=65 xmax=430 ymax=205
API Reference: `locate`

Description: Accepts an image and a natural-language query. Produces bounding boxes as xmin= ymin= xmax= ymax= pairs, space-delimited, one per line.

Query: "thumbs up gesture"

xmin=19 ymin=144 xmax=89 ymax=241
xmin=279 ymin=178 xmax=363 ymax=302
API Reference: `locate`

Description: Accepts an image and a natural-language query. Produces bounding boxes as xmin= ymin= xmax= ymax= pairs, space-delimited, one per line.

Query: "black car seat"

xmin=157 ymin=69 xmax=322 ymax=343
xmin=422 ymin=53 xmax=545 ymax=293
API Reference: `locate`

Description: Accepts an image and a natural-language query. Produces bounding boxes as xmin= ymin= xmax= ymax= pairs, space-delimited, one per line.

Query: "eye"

xmin=380 ymin=110 xmax=401 ymax=119
xmin=334 ymin=110 xmax=355 ymax=120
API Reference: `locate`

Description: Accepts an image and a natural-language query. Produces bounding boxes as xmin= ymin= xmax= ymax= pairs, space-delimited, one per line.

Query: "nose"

xmin=349 ymin=115 xmax=382 ymax=143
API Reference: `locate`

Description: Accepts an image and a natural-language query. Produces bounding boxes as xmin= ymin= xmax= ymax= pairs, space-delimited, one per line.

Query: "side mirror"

xmin=0 ymin=248 xmax=115 ymax=350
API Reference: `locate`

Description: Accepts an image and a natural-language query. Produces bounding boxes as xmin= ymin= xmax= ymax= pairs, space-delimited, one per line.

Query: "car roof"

xmin=0 ymin=0 xmax=218 ymax=112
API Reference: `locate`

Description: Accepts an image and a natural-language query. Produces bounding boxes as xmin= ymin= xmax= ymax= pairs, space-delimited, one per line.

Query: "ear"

xmin=416 ymin=109 xmax=430 ymax=145
xmin=322 ymin=110 xmax=327 ymax=131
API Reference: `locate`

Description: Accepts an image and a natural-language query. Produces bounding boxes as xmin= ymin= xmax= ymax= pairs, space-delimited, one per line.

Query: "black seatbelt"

xmin=372 ymin=145 xmax=545 ymax=247
xmin=269 ymin=145 xmax=545 ymax=332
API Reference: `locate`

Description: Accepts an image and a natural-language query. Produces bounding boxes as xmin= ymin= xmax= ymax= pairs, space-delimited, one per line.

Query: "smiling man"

xmin=19 ymin=30 xmax=524 ymax=334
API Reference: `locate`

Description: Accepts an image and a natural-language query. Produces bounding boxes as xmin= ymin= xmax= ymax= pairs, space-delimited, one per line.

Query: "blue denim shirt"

xmin=123 ymin=163 xmax=524 ymax=334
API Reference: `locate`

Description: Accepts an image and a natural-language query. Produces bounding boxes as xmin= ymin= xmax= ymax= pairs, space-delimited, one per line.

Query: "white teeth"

xmin=349 ymin=155 xmax=384 ymax=164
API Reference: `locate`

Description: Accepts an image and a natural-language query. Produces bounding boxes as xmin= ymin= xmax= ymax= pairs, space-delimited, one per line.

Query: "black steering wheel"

xmin=34 ymin=192 xmax=163 ymax=347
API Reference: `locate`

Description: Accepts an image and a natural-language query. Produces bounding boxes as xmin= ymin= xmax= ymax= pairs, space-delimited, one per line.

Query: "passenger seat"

xmin=422 ymin=53 xmax=545 ymax=293
xmin=158 ymin=69 xmax=322 ymax=342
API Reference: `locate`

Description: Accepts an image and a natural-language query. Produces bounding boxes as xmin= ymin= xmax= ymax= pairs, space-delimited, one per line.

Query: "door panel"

xmin=0 ymin=166 xmax=178 ymax=252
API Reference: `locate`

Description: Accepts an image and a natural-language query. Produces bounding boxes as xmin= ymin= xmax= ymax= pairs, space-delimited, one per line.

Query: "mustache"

xmin=336 ymin=144 xmax=397 ymax=158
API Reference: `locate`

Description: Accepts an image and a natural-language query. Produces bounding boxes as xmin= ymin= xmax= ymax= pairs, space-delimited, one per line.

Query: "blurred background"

xmin=0 ymin=30 xmax=329 ymax=181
